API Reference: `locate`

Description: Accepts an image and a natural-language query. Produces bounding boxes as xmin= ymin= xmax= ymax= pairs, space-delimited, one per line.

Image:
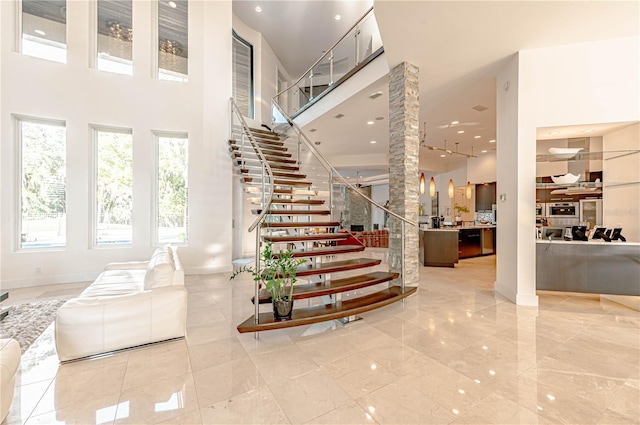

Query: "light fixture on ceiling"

xmin=34 ymin=29 xmax=46 ymax=36
xmin=549 ymin=131 xmax=561 ymax=135
xmin=448 ymin=179 xmax=454 ymax=199
xmin=419 ymin=173 xmax=425 ymax=195
xmin=367 ymin=120 xmax=374 ymax=125
xmin=457 ymin=130 xmax=464 ymax=134
xmin=370 ymin=140 xmax=376 ymax=144
xmin=583 ymin=129 xmax=594 ymax=133
xmin=255 ymin=5 xmax=262 ymax=12
xmin=489 ymin=139 xmax=496 ymax=143
xmin=481 ymin=150 xmax=488 ymax=153
xmin=451 ymin=121 xmax=459 ymax=125
xmin=440 ymin=154 xmax=446 ymax=158
xmin=168 ymin=1 xmax=177 ymax=8
xmin=159 ymin=38 xmax=182 ymax=55
xmin=430 ymin=177 xmax=435 ymax=197
xmin=107 ymin=21 xmax=133 ymax=42
xmin=334 ymin=14 xmax=341 ymax=20
xmin=474 ymin=135 xmax=481 ymax=139
xmin=420 ymin=123 xmax=477 ymax=158
xmin=466 ymin=182 xmax=472 ymax=199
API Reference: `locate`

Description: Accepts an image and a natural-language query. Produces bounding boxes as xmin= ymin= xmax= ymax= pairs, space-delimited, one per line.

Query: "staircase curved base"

xmin=237 ymin=286 xmax=417 ymax=333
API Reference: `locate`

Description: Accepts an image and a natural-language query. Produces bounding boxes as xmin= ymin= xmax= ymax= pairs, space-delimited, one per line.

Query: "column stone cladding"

xmin=388 ymin=61 xmax=419 ymax=287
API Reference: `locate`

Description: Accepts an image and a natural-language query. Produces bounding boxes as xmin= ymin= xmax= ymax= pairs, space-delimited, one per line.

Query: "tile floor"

xmin=3 ymin=254 xmax=639 ymax=424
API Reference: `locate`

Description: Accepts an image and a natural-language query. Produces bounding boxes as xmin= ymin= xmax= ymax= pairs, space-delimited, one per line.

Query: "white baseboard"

xmin=1 ymin=272 xmax=98 ymax=290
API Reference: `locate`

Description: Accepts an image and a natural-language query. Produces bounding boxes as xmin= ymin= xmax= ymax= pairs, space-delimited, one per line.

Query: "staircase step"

xmin=295 ymin=257 xmax=382 ymax=277
xmin=237 ymin=286 xmax=417 ymax=333
xmin=253 ymin=272 xmax=400 ymax=304
xmin=270 ymin=199 xmax=325 ymax=205
xmin=273 ymin=188 xmax=318 ymax=195
xmin=252 ymin=209 xmax=331 ymax=215
xmin=241 ymin=177 xmax=313 ymax=186
xmin=262 ymin=233 xmax=351 ymax=243
xmin=229 ymin=139 xmax=287 ymax=151
xmin=238 ymin=169 xmax=307 ymax=180
xmin=236 ymin=160 xmax=299 ymax=172
xmin=230 ymin=147 xmax=293 ymax=159
xmin=274 ymin=244 xmax=366 ymax=258
xmin=249 ymin=127 xmax=281 ymax=138
xmin=261 ymin=221 xmax=340 ymax=228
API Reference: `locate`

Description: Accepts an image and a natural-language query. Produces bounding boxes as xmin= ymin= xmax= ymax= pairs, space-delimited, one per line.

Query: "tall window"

xmin=156 ymin=133 xmax=188 ymax=244
xmin=21 ymin=0 xmax=67 ymax=63
xmin=97 ymin=0 xmax=133 ymax=75
xmin=232 ymin=31 xmax=254 ymax=118
xmin=95 ymin=128 xmax=133 ymax=245
xmin=158 ymin=0 xmax=188 ymax=82
xmin=19 ymin=118 xmax=66 ymax=249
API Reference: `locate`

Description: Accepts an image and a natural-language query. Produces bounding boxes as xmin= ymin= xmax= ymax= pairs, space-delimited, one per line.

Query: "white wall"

xmin=1 ymin=0 xmax=233 ymax=288
xmin=603 ymin=123 xmax=640 ymax=241
xmin=232 ymin=14 xmax=292 ymax=127
xmin=496 ymin=36 xmax=640 ymax=305
xmin=371 ymin=183 xmax=389 ymax=228
xmin=467 ymin=152 xmax=496 ymax=183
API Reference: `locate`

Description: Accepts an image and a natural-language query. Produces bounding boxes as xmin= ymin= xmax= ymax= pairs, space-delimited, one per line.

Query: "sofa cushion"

xmin=144 ymin=247 xmax=175 ymax=289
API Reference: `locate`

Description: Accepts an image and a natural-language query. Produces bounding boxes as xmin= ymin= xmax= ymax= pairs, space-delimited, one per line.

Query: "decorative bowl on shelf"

xmin=551 ymin=173 xmax=581 ymax=184
xmin=548 ymin=147 xmax=583 ymax=159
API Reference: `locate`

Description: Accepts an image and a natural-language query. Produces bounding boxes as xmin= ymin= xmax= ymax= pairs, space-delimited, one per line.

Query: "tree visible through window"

xmin=157 ymin=134 xmax=188 ymax=244
xmin=96 ymin=129 xmax=133 ymax=245
xmin=20 ymin=119 xmax=66 ymax=249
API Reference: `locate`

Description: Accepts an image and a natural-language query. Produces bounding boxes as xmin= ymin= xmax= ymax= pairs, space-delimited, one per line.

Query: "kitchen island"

xmin=536 ymin=240 xmax=640 ymax=296
xmin=419 ymin=226 xmax=496 ymax=267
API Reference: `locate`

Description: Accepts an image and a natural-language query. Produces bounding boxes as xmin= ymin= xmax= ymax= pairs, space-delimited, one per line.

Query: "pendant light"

xmin=448 ymin=179 xmax=454 ymax=199
xmin=419 ymin=173 xmax=426 ymax=195
xmin=466 ymin=181 xmax=472 ymax=200
xmin=429 ymin=177 xmax=435 ymax=197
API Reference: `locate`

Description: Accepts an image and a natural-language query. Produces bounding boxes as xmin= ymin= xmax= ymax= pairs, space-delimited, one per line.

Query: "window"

xmin=21 ymin=0 xmax=67 ymax=63
xmin=232 ymin=31 xmax=254 ymax=118
xmin=95 ymin=128 xmax=133 ymax=245
xmin=97 ymin=0 xmax=133 ymax=75
xmin=19 ymin=118 xmax=66 ymax=249
xmin=156 ymin=133 xmax=188 ymax=244
xmin=158 ymin=0 xmax=188 ymax=82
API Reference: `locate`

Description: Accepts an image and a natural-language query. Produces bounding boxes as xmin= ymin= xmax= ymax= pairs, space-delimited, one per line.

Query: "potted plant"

xmin=230 ymin=242 xmax=306 ymax=320
xmin=453 ymin=204 xmax=470 ymax=225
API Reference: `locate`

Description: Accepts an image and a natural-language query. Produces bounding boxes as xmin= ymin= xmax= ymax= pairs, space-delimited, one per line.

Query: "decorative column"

xmin=388 ymin=62 xmax=419 ymax=287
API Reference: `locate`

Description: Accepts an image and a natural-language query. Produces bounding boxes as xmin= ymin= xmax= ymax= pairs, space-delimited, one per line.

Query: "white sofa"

xmin=55 ymin=246 xmax=187 ymax=362
xmin=0 ymin=338 xmax=21 ymax=423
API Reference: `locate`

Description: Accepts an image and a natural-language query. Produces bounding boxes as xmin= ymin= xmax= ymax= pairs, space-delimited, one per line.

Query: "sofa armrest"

xmin=104 ymin=261 xmax=149 ymax=271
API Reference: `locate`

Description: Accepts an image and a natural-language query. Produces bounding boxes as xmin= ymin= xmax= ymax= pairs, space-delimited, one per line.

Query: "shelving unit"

xmin=536 ymin=149 xmax=640 ymax=163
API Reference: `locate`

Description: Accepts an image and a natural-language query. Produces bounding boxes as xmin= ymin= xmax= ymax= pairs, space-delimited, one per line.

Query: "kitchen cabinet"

xmin=458 ymin=228 xmax=482 ymax=258
xmin=420 ymin=230 xmax=459 ymax=267
xmin=475 ymin=182 xmax=496 ymax=212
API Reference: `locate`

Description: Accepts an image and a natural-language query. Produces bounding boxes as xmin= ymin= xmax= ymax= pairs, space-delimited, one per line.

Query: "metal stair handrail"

xmin=271 ymin=100 xmax=418 ymax=228
xmin=229 ymin=97 xmax=275 ymax=233
xmin=274 ymin=6 xmax=375 ymax=100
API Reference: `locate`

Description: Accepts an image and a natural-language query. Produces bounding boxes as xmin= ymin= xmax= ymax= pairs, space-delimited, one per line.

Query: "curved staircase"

xmin=229 ymin=105 xmax=417 ymax=333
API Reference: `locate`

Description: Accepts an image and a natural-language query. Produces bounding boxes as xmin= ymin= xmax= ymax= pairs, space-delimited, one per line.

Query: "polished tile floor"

xmin=3 ymin=254 xmax=639 ymax=424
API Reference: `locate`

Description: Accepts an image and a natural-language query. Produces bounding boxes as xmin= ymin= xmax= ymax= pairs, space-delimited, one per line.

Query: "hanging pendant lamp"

xmin=419 ymin=173 xmax=425 ymax=195
xmin=466 ymin=181 xmax=472 ymax=200
xmin=429 ymin=177 xmax=435 ymax=197
xmin=448 ymin=179 xmax=454 ymax=199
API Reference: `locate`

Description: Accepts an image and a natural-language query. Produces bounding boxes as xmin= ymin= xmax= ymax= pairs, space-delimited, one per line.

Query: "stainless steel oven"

xmin=547 ymin=202 xmax=579 ymax=218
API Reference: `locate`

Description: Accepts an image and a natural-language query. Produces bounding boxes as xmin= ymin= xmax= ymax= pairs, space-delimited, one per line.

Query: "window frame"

xmin=91 ymin=125 xmax=134 ymax=248
xmin=15 ymin=115 xmax=67 ymax=252
xmin=153 ymin=131 xmax=189 ymax=246
xmin=232 ymin=30 xmax=254 ymax=119
xmin=19 ymin=0 xmax=68 ymax=64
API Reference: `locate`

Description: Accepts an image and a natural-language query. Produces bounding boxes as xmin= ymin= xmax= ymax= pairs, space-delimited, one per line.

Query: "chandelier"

xmin=420 ymin=122 xmax=476 ymax=158
xmin=159 ymin=38 xmax=182 ymax=56
xmin=106 ymin=21 xmax=132 ymax=42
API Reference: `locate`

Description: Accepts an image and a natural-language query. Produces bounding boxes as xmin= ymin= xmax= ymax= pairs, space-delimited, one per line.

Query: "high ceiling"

xmin=240 ymin=0 xmax=639 ymax=173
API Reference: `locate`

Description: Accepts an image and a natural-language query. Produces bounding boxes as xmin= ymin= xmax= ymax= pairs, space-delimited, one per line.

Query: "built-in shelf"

xmin=536 ymin=149 xmax=640 ymax=163
xmin=536 ymin=181 xmax=639 ymax=189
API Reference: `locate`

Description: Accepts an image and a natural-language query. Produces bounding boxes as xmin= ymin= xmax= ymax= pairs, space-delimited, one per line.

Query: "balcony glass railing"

xmin=274 ymin=7 xmax=383 ymax=118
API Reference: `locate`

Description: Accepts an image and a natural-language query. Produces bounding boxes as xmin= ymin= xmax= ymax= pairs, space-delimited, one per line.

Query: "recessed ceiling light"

xmin=334 ymin=113 xmax=344 ymax=119
xmin=309 ymin=128 xmax=317 ymax=132
xmin=255 ymin=5 xmax=262 ymax=12
xmin=370 ymin=140 xmax=376 ymax=144
xmin=481 ymin=150 xmax=488 ymax=153
xmin=334 ymin=14 xmax=341 ymax=20
xmin=369 ymin=91 xmax=383 ymax=100
xmin=474 ymin=135 xmax=481 ymax=139
xmin=367 ymin=121 xmax=374 ymax=125
xmin=375 ymin=116 xmax=384 ymax=121
xmin=314 ymin=141 xmax=321 ymax=145
xmin=549 ymin=131 xmax=560 ymax=135
xmin=451 ymin=121 xmax=459 ymax=125
xmin=34 ymin=29 xmax=46 ymax=36
xmin=457 ymin=130 xmax=464 ymax=134
xmin=168 ymin=1 xmax=177 ymax=8
xmin=583 ymin=129 xmax=593 ymax=133
xmin=489 ymin=139 xmax=496 ymax=143
xmin=440 ymin=154 xmax=446 ymax=158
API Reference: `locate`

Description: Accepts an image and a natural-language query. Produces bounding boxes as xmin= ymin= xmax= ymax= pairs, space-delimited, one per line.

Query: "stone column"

xmin=388 ymin=62 xmax=419 ymax=287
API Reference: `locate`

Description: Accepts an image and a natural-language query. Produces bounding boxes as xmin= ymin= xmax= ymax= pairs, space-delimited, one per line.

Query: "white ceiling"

xmin=235 ymin=1 xmax=639 ymax=172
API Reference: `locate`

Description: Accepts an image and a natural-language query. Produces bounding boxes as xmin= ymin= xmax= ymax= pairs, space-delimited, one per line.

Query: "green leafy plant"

xmin=454 ymin=204 xmax=470 ymax=214
xmin=230 ymin=242 xmax=306 ymax=302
